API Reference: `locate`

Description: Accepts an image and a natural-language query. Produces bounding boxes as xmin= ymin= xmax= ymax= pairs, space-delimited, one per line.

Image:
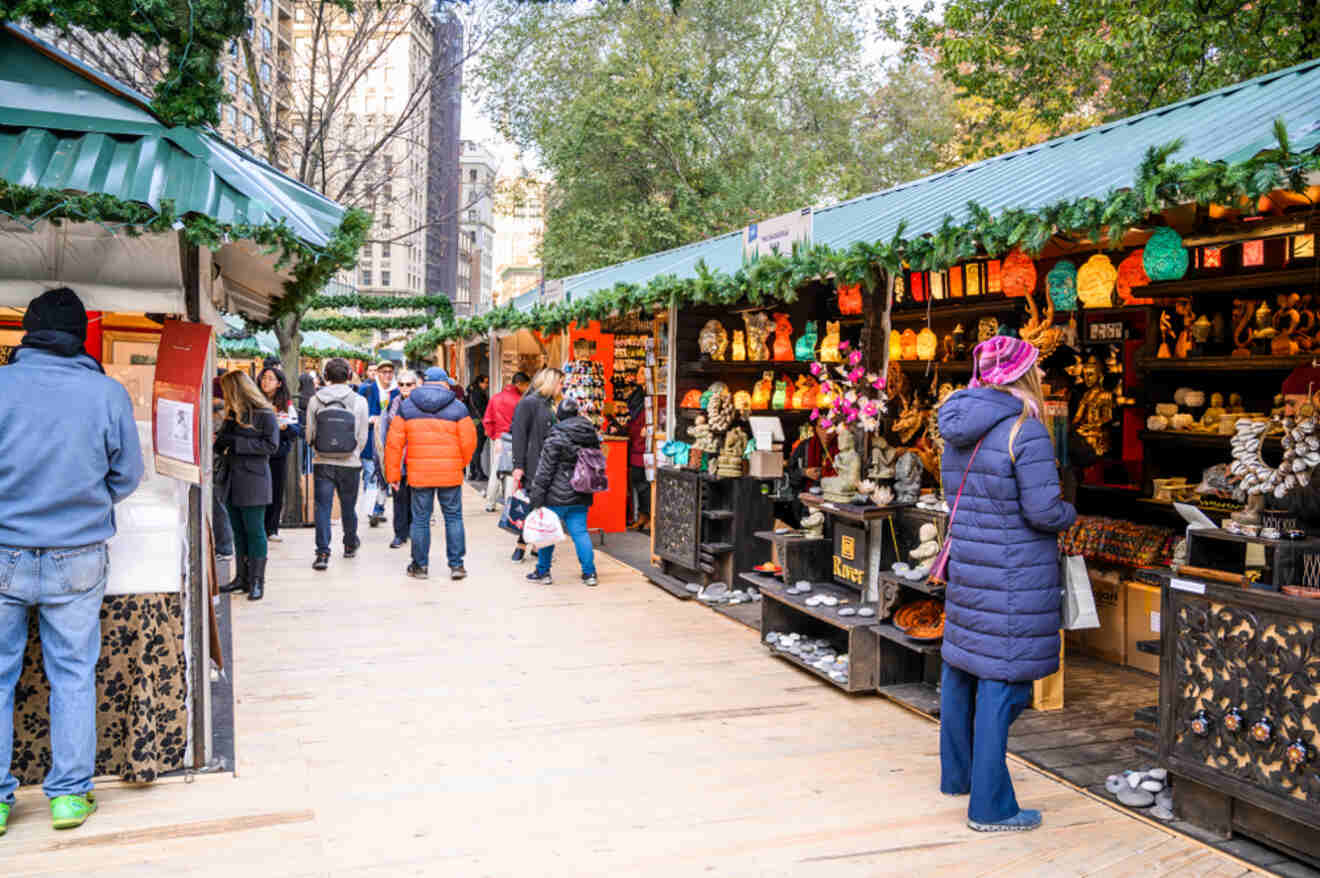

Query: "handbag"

xmin=1061 ymin=553 xmax=1100 ymax=630
xmin=500 ymin=489 xmax=532 ymax=536
xmin=928 ymin=437 xmax=984 ymax=587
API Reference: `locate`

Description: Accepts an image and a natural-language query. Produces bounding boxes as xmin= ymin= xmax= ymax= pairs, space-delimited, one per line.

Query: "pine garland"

xmin=302 ymin=314 xmax=435 ymax=332
xmin=219 ymin=343 xmax=369 ymax=361
xmin=405 ymin=123 xmax=1320 ymax=356
xmin=307 ymin=293 xmax=456 ymax=317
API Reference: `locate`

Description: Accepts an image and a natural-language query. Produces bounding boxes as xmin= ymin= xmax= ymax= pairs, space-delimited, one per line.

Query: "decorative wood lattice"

xmin=654 ymin=469 xmax=700 ymax=570
xmin=1169 ymin=598 xmax=1320 ymax=807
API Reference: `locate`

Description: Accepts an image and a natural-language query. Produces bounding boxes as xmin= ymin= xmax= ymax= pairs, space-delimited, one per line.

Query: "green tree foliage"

xmin=885 ymin=0 xmax=1320 ymax=150
xmin=477 ymin=0 xmax=953 ymax=278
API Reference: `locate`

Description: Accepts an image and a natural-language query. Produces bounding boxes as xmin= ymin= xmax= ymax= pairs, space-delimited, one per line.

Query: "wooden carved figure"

xmin=1232 ymin=300 xmax=1255 ymax=358
xmin=1174 ymin=298 xmax=1195 ymax=358
xmin=819 ymin=321 xmax=842 ymax=362
xmin=1019 ymin=290 xmax=1062 ymax=357
xmin=772 ymin=313 xmax=794 ymax=361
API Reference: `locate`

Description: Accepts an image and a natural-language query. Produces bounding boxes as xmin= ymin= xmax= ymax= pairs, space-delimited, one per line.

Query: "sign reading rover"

xmin=832 ymin=522 xmax=867 ymax=587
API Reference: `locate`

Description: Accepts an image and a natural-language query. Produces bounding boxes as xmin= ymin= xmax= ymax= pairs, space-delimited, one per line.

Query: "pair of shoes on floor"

xmin=407 ymin=562 xmax=428 ymax=579
xmin=389 ymin=537 xmax=407 ymax=548
xmin=312 ymin=552 xmax=329 ymax=571
xmin=967 ymin=809 xmax=1042 ymax=832
xmin=0 ymin=794 xmax=98 ymax=835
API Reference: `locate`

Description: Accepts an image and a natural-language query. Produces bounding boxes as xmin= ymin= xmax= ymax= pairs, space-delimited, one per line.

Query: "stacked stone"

xmin=1106 ymin=768 xmax=1173 ymax=820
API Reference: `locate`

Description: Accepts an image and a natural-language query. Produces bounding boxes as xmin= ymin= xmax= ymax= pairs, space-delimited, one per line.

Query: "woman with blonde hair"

xmin=215 ymin=371 xmax=280 ymax=600
xmin=506 ymin=366 xmax=563 ymax=562
xmin=934 ymin=336 xmax=1076 ymax=832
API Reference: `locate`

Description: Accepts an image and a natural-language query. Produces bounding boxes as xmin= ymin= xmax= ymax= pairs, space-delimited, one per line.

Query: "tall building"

xmin=425 ymin=10 xmax=465 ymax=313
xmin=459 ymin=140 xmax=500 ymax=311
xmin=296 ymin=5 xmax=433 ymax=298
xmin=492 ymin=168 xmax=546 ymax=305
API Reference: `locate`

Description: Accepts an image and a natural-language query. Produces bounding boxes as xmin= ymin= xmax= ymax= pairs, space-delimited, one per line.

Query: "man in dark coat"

xmin=465 ymin=374 xmax=490 ymax=481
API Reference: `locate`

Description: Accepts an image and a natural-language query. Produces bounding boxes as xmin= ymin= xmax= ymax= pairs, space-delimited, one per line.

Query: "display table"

xmin=13 ymin=592 xmax=188 ymax=785
xmin=1160 ymin=577 xmax=1320 ymax=865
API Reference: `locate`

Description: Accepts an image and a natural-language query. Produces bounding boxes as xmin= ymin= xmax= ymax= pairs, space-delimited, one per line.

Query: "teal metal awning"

xmin=0 ymin=25 xmax=345 ymax=249
xmin=562 ymin=57 xmax=1320 ymax=301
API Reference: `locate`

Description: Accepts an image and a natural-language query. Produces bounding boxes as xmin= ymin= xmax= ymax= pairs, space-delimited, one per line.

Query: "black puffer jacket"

xmin=528 ymin=415 xmax=601 ymax=509
xmin=510 ymin=391 xmax=555 ymax=482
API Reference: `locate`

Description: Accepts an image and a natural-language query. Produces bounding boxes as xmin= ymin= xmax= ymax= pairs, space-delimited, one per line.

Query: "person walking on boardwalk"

xmin=525 ymin=398 xmax=603 ymax=587
xmin=379 ymin=369 xmax=419 ymax=549
xmin=0 ymin=287 xmax=143 ymax=834
xmin=257 ymin=365 xmax=301 ymax=543
xmin=482 ymin=371 xmax=529 ymax=513
xmin=385 ymin=367 xmax=477 ymax=581
xmin=466 ymin=373 xmax=490 ymax=481
xmin=215 ymin=371 xmax=280 ymax=601
xmin=306 ymin=358 xmax=370 ymax=571
xmin=934 ymin=336 xmax=1076 ymax=833
xmin=507 ymin=367 xmax=562 ymax=562
xmin=358 ymin=359 xmax=398 ymax=527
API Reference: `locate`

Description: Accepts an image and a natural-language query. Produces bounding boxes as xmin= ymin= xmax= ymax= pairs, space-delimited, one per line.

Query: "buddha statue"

xmin=867 ymin=436 xmax=898 ymax=481
xmin=1073 ymin=355 xmax=1115 ymax=456
xmin=689 ymin=415 xmax=719 ymax=456
xmin=795 ymin=321 xmax=818 ymax=361
xmin=820 ymin=429 xmax=862 ymax=503
xmin=716 ymin=427 xmax=748 ymax=478
xmin=1200 ymin=392 xmax=1227 ymax=430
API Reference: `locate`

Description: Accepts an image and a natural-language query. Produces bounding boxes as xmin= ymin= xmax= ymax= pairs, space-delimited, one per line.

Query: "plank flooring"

xmin=3 ymin=486 xmax=1264 ymax=876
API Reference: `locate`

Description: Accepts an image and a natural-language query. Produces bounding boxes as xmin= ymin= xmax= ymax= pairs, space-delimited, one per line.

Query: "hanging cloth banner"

xmin=744 ymin=208 xmax=813 ymax=261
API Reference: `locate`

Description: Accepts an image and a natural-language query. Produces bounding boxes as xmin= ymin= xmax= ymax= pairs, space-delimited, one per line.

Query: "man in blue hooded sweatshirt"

xmin=0 ymin=288 xmax=143 ymax=835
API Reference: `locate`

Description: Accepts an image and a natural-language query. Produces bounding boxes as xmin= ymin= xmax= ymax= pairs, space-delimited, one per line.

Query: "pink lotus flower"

xmin=810 ymin=362 xmax=823 ymax=376
xmin=838 ymin=340 xmax=851 ymax=353
xmin=848 ymin=349 xmax=863 ymax=366
xmin=809 ymin=409 xmax=819 ymax=421
xmin=872 ymin=376 xmax=886 ymax=390
xmin=821 ymin=417 xmax=833 ymax=429
xmin=848 ymin=367 xmax=864 ymax=383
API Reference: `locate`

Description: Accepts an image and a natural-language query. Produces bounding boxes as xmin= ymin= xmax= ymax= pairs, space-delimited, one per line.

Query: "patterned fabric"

xmin=1058 ymin=515 xmax=1178 ymax=567
xmin=12 ymin=593 xmax=187 ymax=786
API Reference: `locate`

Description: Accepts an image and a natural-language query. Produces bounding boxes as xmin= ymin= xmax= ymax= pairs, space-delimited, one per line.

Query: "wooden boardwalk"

xmin=3 ymin=486 xmax=1263 ymax=876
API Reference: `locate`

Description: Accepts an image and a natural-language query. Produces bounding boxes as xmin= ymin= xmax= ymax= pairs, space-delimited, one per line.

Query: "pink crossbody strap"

xmin=928 ymin=437 xmax=984 ymax=586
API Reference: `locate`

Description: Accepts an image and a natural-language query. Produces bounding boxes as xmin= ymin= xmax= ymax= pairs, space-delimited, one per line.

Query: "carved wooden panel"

xmin=1167 ymin=595 xmax=1320 ymax=813
xmin=655 ymin=468 xmax=700 ymax=570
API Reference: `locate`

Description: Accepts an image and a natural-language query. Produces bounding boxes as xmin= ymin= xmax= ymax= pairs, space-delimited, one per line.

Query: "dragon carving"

xmin=1019 ymin=290 xmax=1062 ymax=357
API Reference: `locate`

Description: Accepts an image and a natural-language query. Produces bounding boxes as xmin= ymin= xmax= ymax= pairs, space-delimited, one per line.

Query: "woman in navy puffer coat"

xmin=935 ymin=337 xmax=1076 ymax=833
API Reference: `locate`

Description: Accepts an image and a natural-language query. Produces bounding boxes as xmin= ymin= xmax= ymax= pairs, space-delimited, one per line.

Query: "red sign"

xmin=151 ymin=319 xmax=213 ymax=483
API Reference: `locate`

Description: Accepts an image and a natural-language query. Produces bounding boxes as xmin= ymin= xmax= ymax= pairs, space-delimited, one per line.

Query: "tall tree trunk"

xmin=275 ymin=312 xmax=308 ymax=526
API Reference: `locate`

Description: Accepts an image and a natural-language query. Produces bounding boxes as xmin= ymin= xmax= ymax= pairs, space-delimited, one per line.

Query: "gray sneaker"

xmin=450 ymin=566 xmax=467 ymax=580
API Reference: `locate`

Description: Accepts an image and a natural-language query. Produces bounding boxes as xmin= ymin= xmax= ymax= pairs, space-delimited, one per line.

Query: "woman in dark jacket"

xmin=216 ymin=371 xmax=280 ymax=601
xmin=624 ymin=370 xmax=650 ymax=531
xmin=258 ymin=366 xmax=302 ymax=542
xmin=526 ymin=398 xmax=601 ymax=586
xmin=935 ymin=336 xmax=1076 ymax=833
xmin=507 ymin=367 xmax=563 ymax=561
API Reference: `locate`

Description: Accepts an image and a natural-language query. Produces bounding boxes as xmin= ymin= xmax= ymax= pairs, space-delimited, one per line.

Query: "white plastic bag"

xmin=522 ymin=507 xmax=566 ymax=548
xmin=1061 ymin=554 xmax=1100 ymax=630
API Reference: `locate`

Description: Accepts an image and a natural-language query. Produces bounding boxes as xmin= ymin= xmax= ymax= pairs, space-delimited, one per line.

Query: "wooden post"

xmin=182 ymin=240 xmax=212 ymax=769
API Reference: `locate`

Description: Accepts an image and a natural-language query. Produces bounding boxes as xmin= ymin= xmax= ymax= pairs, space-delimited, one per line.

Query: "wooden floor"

xmin=3 ymin=486 xmax=1264 ymax=876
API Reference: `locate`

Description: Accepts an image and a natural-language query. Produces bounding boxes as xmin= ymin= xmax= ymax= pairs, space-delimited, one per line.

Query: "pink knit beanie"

xmin=968 ymin=335 xmax=1038 ymax=388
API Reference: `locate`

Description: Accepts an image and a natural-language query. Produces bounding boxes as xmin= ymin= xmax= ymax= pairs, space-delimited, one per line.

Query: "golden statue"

xmin=1073 ymin=355 xmax=1114 ymax=456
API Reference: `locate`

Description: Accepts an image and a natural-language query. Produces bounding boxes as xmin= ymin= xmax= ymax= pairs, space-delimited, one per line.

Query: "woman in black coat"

xmin=258 ymin=366 xmax=302 ymax=541
xmin=507 ymin=367 xmax=563 ymax=561
xmin=526 ymin=398 xmax=602 ymax=586
xmin=216 ymin=371 xmax=279 ymax=600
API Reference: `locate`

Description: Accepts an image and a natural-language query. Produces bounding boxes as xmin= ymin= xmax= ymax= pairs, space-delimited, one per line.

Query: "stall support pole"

xmin=184 ymin=243 xmax=212 ymax=769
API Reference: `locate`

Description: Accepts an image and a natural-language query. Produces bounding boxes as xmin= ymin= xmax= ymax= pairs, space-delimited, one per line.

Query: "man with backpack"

xmin=305 ymin=358 xmax=370 ymax=571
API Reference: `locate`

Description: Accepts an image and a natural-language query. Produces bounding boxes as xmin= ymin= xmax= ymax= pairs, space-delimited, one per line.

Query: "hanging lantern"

xmin=930 ymin=271 xmax=946 ymax=300
xmin=1142 ymin=227 xmax=1189 ymax=281
xmin=964 ymin=263 xmax=983 ymax=297
xmin=1076 ymin=254 xmax=1117 ymax=308
xmin=900 ymin=329 xmax=919 ymax=360
xmin=949 ymin=266 xmax=964 ymax=298
xmin=893 ymin=273 xmax=906 ymax=303
xmin=731 ymin=330 xmax=747 ymax=361
xmin=1117 ymin=250 xmax=1152 ymax=304
xmin=1001 ymin=248 xmax=1036 ymax=298
xmin=1292 ymin=234 xmax=1315 ymax=260
xmin=987 ymin=259 xmax=1002 ymax=294
xmin=910 ymin=271 xmax=927 ymax=303
xmin=888 ymin=329 xmax=902 ymax=361
xmin=916 ymin=327 xmax=938 ymax=360
xmin=1201 ymin=246 xmax=1223 ymax=269
xmin=1242 ymin=239 xmax=1264 ymax=267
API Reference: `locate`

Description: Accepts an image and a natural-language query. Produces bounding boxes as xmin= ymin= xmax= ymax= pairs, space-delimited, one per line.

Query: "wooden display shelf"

xmin=895 ymin=359 xmax=973 ymax=375
xmin=877 ymin=569 xmax=944 ymax=597
xmin=646 ymin=567 xmax=697 ymax=601
xmin=877 ymin=681 xmax=941 ymax=717
xmin=712 ymin=600 xmax=761 ymax=631
xmin=757 ymin=576 xmax=880 ymax=693
xmin=799 ymin=493 xmax=899 ymax=523
xmin=741 ymin=574 xmax=871 ymax=628
xmin=873 ymin=622 xmax=943 ymax=654
xmin=678 ymin=360 xmax=814 ymax=377
xmin=889 ymin=298 xmax=1019 ymax=325
xmin=1139 ymin=429 xmax=1282 ymax=450
xmin=1138 ymin=267 xmax=1318 ymax=298
xmin=1137 ymin=354 xmax=1314 ymax=372
xmin=677 ymin=407 xmax=814 ymax=419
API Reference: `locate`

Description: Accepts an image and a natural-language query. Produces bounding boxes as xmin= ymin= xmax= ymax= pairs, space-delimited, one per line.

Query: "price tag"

xmin=1151 ymin=611 xmax=1161 ymax=633
xmin=1170 ymin=577 xmax=1205 ymax=595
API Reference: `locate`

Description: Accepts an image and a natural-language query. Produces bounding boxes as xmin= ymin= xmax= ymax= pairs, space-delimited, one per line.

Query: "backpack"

xmin=571 ymin=447 xmax=608 ymax=493
xmin=313 ymin=398 xmax=357 ymax=454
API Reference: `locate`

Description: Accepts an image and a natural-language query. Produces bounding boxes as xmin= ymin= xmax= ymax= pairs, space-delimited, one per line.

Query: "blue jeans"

xmin=411 ymin=486 xmax=465 ymax=569
xmin=314 ymin=464 xmax=360 ymax=554
xmin=0 ymin=542 xmax=107 ymax=804
xmin=534 ymin=505 xmax=596 ymax=577
xmin=361 ymin=457 xmax=385 ymax=516
xmin=939 ymin=663 xmax=1033 ymax=823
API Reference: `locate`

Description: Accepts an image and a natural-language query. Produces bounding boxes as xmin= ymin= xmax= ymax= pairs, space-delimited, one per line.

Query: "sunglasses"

xmin=398 ymin=381 xmax=416 ymax=387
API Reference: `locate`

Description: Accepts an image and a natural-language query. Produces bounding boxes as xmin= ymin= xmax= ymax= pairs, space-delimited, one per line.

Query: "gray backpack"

xmin=314 ymin=399 xmax=357 ymax=454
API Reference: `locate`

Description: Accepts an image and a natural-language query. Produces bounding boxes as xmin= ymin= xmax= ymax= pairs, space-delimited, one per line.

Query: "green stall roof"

xmin=0 ymin=25 xmax=346 ymax=249
xmin=563 ymin=57 xmax=1320 ymax=301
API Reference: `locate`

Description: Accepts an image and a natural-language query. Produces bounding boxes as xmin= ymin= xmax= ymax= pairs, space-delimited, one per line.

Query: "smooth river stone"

xmin=1147 ymin=768 xmax=1167 ymax=780
xmin=837 ymin=607 xmax=857 ymax=617
xmin=1105 ymin=775 xmax=1124 ymax=794
xmin=1116 ymin=787 xmax=1155 ymax=808
xmin=857 ymin=607 xmax=876 ymax=617
xmin=1140 ymin=780 xmax=1164 ymax=793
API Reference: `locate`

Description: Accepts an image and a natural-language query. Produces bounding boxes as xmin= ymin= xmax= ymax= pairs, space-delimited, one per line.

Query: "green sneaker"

xmin=0 ymin=802 xmax=9 ymax=836
xmin=50 ymin=794 xmax=96 ymax=830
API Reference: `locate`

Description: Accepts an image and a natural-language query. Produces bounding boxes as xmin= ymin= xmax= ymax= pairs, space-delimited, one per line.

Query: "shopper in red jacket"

xmin=481 ymin=372 xmax=530 ymax=512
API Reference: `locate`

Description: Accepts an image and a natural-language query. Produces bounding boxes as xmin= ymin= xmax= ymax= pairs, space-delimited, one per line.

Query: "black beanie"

xmin=24 ymin=287 xmax=88 ymax=340
xmin=557 ymin=398 xmax=580 ymax=420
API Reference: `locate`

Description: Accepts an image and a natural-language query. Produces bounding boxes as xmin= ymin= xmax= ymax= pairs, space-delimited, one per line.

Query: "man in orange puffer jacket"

xmin=385 ymin=367 xmax=477 ymax=581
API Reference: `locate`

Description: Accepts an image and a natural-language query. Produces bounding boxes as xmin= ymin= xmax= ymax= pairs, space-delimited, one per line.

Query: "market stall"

xmin=0 ymin=26 xmax=359 ymax=783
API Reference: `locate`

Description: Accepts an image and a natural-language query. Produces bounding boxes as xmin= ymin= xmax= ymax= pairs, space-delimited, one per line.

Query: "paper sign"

xmin=1151 ymin=611 xmax=1161 ymax=633
xmin=156 ymin=399 xmax=195 ymax=463
xmin=744 ymin=208 xmax=813 ymax=260
xmin=1245 ymin=542 xmax=1267 ymax=568
xmin=1171 ymin=578 xmax=1206 ymax=595
xmin=1174 ymin=502 xmax=1216 ymax=530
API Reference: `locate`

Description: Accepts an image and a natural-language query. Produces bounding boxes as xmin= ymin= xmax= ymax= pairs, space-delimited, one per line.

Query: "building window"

xmin=380 ymin=270 xmax=391 ymax=287
xmin=361 ymin=269 xmax=372 ymax=286
xmin=228 ymin=72 xmax=238 ymax=92
xmin=260 ymin=62 xmax=271 ymax=83
xmin=261 ymin=27 xmax=272 ymax=50
xmin=242 ymin=114 xmax=254 ymax=135
xmin=295 ymin=5 xmax=304 ymax=20
xmin=469 ymin=169 xmax=477 ymax=183
xmin=261 ymin=0 xmax=272 ymax=17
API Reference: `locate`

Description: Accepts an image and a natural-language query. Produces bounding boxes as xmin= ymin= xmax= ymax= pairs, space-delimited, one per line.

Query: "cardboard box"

xmin=1075 ymin=568 xmax=1126 ymax=665
xmin=748 ymin=449 xmax=784 ymax=478
xmin=1125 ymin=582 xmax=1162 ymax=674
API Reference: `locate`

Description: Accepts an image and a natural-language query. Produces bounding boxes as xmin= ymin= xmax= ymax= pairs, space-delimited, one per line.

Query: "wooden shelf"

xmin=700 ymin=541 xmax=734 ymax=555
xmin=800 ymin=493 xmax=900 ymax=523
xmin=702 ymin=509 xmax=733 ymax=520
xmin=677 ymin=407 xmax=814 ymax=419
xmin=896 ymin=359 xmax=973 ymax=375
xmin=1137 ymin=267 xmax=1319 ymax=298
xmin=889 ymin=298 xmax=1021 ymax=325
xmin=1137 ymin=354 xmax=1315 ymax=371
xmin=753 ymin=530 xmax=829 ymax=546
xmin=877 ymin=570 xmax=944 ymax=597
xmin=1139 ymin=429 xmax=1282 ymax=450
xmin=678 ymin=360 xmax=814 ymax=377
xmin=763 ymin=644 xmax=856 ymax=691
xmin=746 ymin=575 xmax=874 ymax=629
xmin=873 ymin=622 xmax=944 ymax=655
xmin=876 ymin=681 xmax=941 ymax=717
